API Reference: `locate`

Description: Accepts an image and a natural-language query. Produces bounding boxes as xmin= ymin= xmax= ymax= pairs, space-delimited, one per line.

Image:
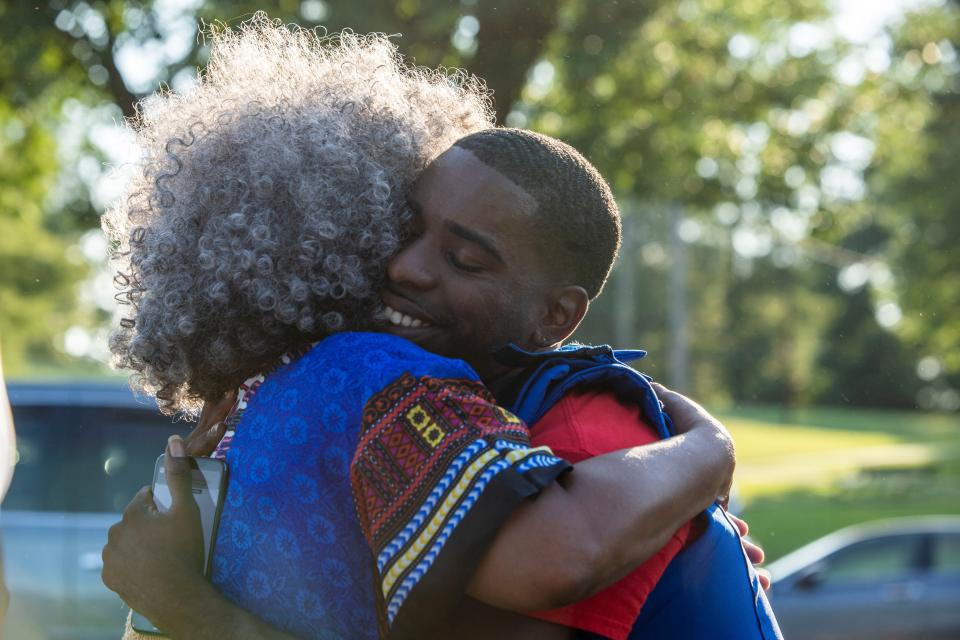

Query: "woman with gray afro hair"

xmin=104 ymin=15 xmax=492 ymax=416
xmin=103 ymin=15 xmax=564 ymax=640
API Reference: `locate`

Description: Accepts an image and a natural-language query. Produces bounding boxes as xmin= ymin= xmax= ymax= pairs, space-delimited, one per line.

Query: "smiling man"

xmin=364 ymin=132 xmax=686 ymax=639
xmin=375 ymin=129 xmax=780 ymax=640
xmin=380 ymin=148 xmax=551 ymax=377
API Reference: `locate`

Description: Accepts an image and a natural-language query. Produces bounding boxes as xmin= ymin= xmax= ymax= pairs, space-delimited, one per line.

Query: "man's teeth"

xmin=384 ymin=306 xmax=429 ymax=328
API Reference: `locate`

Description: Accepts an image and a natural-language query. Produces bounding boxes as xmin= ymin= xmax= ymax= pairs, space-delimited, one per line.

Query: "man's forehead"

xmin=415 ymin=146 xmax=537 ymax=215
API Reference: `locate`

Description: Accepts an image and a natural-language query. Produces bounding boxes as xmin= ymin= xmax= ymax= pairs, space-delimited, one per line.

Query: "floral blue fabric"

xmin=210 ymin=332 xmax=479 ymax=639
xmin=209 ymin=331 xmax=570 ymax=639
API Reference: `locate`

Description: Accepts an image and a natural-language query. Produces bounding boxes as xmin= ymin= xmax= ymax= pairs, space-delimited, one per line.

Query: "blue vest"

xmin=497 ymin=343 xmax=784 ymax=640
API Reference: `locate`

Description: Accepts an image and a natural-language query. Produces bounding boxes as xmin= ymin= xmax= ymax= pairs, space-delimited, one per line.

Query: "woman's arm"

xmin=103 ymin=440 xmax=300 ymax=640
xmin=466 ymin=383 xmax=734 ymax=611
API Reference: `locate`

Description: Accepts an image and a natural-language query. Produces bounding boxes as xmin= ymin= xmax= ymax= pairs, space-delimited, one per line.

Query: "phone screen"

xmin=130 ymin=455 xmax=227 ymax=635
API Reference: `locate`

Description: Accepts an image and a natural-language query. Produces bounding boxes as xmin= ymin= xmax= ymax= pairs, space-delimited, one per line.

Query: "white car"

xmin=2 ymin=382 xmax=189 ymax=640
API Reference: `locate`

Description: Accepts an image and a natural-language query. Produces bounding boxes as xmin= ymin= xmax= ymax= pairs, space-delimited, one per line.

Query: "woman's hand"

xmin=650 ymin=382 xmax=731 ymax=438
xmin=727 ymin=513 xmax=772 ymax=591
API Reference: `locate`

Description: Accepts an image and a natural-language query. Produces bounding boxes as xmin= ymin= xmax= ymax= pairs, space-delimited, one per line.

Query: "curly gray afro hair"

xmin=103 ymin=15 xmax=493 ymax=415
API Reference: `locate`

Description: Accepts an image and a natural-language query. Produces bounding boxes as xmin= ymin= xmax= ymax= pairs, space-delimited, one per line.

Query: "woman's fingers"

xmin=757 ymin=568 xmax=772 ymax=591
xmin=184 ymin=420 xmax=228 ymax=457
xmin=727 ymin=513 xmax=749 ymax=537
xmin=183 ymin=390 xmax=236 ymax=456
xmin=726 ymin=512 xmax=771 ymax=590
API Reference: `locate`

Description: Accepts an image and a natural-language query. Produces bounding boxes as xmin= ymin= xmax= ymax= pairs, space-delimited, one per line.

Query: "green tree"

xmin=872 ymin=5 xmax=960 ymax=387
xmin=525 ymin=0 xmax=958 ymax=409
xmin=523 ymin=0 xmax=871 ymax=403
xmin=0 ymin=0 xmax=647 ymax=374
xmin=0 ymin=102 xmax=88 ymax=372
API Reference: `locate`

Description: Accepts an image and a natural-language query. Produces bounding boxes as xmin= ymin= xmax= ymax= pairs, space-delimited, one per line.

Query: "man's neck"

xmin=481 ymin=365 xmax=530 ymax=409
xmin=477 ymin=344 xmax=560 ymax=408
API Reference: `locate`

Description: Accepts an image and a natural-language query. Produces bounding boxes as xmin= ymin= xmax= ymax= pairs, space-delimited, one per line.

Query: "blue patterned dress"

xmin=209 ymin=332 xmax=570 ymax=639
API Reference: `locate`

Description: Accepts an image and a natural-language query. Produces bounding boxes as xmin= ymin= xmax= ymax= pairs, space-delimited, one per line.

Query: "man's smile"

xmin=382 ymin=304 xmax=432 ymax=329
xmin=380 ymin=289 xmax=444 ymax=335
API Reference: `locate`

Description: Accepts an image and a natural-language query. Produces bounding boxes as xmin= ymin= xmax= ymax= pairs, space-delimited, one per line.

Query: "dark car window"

xmin=931 ymin=533 xmax=960 ymax=575
xmin=5 ymin=405 xmax=190 ymax=512
xmin=819 ymin=535 xmax=922 ymax=585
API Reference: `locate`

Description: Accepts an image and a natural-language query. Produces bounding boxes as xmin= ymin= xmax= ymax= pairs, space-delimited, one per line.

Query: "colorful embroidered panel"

xmin=355 ymin=374 xmax=528 ymax=546
xmin=351 ymin=372 xmax=571 ymax=636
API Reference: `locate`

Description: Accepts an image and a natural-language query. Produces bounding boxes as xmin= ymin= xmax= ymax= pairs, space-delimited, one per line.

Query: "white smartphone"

xmin=130 ymin=455 xmax=228 ymax=635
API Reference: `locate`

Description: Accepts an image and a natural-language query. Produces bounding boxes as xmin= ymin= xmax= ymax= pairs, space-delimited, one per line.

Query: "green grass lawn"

xmin=715 ymin=405 xmax=960 ymax=562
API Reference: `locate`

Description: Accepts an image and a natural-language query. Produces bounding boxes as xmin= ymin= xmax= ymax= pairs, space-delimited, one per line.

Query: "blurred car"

xmin=1 ymin=382 xmax=190 ymax=640
xmin=767 ymin=516 xmax=960 ymax=640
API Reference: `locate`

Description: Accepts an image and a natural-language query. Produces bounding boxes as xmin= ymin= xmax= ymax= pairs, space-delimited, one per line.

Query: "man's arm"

xmin=466 ymin=383 xmax=733 ymax=611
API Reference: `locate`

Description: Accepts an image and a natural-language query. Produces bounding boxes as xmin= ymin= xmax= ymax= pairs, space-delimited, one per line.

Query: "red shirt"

xmin=526 ymin=388 xmax=692 ymax=640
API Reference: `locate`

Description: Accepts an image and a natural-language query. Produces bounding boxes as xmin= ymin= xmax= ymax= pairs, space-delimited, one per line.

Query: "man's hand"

xmin=102 ymin=434 xmax=305 ymax=640
xmin=183 ymin=391 xmax=236 ymax=457
xmin=650 ymin=382 xmax=731 ymax=438
xmin=649 ymin=384 xmax=770 ymax=589
xmin=101 ymin=436 xmax=206 ymax=632
xmin=650 ymin=382 xmax=736 ymax=503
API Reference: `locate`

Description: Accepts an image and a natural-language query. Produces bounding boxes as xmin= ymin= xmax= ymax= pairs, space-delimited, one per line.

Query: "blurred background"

xmin=0 ymin=0 xmax=958 ymax=638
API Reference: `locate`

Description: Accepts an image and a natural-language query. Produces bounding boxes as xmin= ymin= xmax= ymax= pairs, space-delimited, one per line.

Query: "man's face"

xmin=381 ymin=146 xmax=549 ymax=378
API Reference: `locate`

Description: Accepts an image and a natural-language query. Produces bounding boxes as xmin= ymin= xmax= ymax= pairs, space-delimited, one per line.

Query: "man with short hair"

xmin=377 ymin=128 xmax=778 ymax=639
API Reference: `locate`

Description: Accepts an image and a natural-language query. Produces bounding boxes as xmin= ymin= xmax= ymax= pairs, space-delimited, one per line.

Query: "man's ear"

xmin=536 ymin=285 xmax=589 ymax=348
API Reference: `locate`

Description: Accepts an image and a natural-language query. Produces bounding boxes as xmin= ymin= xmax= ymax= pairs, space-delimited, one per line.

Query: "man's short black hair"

xmin=453 ymin=128 xmax=621 ymax=299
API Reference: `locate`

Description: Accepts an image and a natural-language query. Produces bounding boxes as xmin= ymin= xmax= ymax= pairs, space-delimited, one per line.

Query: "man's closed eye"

xmin=446 ymin=251 xmax=485 ymax=273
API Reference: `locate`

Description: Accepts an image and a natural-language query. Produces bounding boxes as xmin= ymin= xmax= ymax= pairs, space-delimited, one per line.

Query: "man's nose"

xmin=387 ymin=242 xmax=438 ymax=289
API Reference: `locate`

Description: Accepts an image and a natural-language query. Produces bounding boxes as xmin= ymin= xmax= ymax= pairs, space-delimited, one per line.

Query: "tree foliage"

xmin=874 ymin=5 xmax=960 ymax=381
xmin=521 ymin=0 xmax=959 ymax=408
xmin=0 ymin=0 xmax=957 ymax=410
